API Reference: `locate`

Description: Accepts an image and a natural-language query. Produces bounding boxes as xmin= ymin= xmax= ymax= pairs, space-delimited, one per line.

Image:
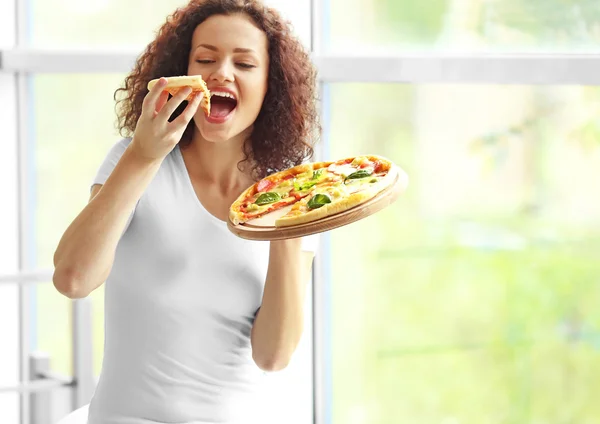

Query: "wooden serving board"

xmin=227 ymin=166 xmax=409 ymax=241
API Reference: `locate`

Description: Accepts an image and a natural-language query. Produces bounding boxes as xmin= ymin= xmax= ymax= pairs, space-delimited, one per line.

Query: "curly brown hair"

xmin=114 ymin=0 xmax=319 ymax=179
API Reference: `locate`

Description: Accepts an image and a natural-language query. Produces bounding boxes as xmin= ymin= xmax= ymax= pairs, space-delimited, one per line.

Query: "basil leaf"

xmin=344 ymin=169 xmax=373 ymax=184
xmin=312 ymin=169 xmax=324 ymax=180
xmin=255 ymin=192 xmax=281 ymax=206
xmin=307 ymin=193 xmax=332 ymax=209
xmin=294 ymin=180 xmax=318 ymax=191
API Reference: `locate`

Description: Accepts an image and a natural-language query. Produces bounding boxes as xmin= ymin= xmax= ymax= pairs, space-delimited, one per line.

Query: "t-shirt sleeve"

xmin=90 ymin=137 xmax=136 ymax=233
xmin=91 ymin=137 xmax=133 ymax=189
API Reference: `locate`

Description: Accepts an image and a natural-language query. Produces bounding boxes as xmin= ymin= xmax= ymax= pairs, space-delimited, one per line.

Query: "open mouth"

xmin=209 ymin=91 xmax=238 ymax=120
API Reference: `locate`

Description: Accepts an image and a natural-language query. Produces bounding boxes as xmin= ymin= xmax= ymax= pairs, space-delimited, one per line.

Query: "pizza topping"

xmin=307 ymin=193 xmax=332 ymax=209
xmin=312 ymin=169 xmax=324 ymax=179
xmin=327 ymin=157 xmax=378 ymax=179
xmin=257 ymin=178 xmax=276 ymax=193
xmin=242 ymin=196 xmax=297 ymax=220
xmin=344 ymin=169 xmax=373 ymax=184
xmin=296 ymin=170 xmax=312 ymax=180
xmin=327 ymin=162 xmax=356 ymax=176
xmin=269 ymin=187 xmax=292 ymax=198
xmin=278 ymin=177 xmax=295 ymax=186
xmin=255 ymin=192 xmax=281 ymax=205
xmin=295 ymin=180 xmax=318 ymax=192
xmin=351 ymin=156 xmax=370 ymax=166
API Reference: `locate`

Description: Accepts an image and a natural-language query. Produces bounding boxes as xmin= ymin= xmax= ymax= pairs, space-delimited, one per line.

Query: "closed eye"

xmin=237 ymin=63 xmax=256 ymax=69
xmin=196 ymin=59 xmax=214 ymax=64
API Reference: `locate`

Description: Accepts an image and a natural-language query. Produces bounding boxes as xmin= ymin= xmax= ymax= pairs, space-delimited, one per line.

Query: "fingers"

xmin=142 ymin=77 xmax=167 ymax=116
xmin=155 ymin=87 xmax=193 ymax=122
xmin=171 ymin=92 xmax=204 ymax=127
xmin=154 ymin=90 xmax=170 ymax=116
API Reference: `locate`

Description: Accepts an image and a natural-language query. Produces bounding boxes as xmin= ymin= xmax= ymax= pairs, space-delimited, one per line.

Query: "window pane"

xmin=28 ymin=0 xmax=311 ymax=48
xmin=32 ymin=73 xmax=125 ymax=379
xmin=0 ymin=75 xmax=20 ymax=424
xmin=325 ymin=0 xmax=600 ymax=53
xmin=326 ymin=83 xmax=600 ymax=423
xmin=27 ymin=0 xmax=188 ymax=47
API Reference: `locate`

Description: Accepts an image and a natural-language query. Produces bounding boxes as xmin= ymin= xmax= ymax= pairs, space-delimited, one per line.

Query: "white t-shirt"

xmin=86 ymin=138 xmax=317 ymax=424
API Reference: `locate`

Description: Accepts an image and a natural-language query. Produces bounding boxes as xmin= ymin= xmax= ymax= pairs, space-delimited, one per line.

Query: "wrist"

xmin=126 ymin=140 xmax=164 ymax=167
xmin=270 ymin=237 xmax=302 ymax=250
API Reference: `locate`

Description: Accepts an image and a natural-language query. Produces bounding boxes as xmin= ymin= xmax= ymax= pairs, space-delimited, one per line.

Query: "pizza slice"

xmin=229 ymin=155 xmax=398 ymax=227
xmin=147 ymin=75 xmax=211 ymax=116
xmin=229 ymin=164 xmax=318 ymax=225
xmin=274 ymin=156 xmax=397 ymax=227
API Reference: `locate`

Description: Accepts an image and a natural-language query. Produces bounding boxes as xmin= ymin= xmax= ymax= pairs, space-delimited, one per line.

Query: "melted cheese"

xmin=327 ymin=163 xmax=356 ymax=177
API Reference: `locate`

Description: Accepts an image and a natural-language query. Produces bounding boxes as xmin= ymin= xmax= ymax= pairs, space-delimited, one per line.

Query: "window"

xmin=0 ymin=0 xmax=20 ymax=421
xmin=32 ymin=73 xmax=127 ymax=380
xmin=0 ymin=74 xmax=20 ymax=423
xmin=27 ymin=0 xmax=189 ymax=48
xmin=323 ymin=83 xmax=600 ymax=423
xmin=325 ymin=0 xmax=600 ymax=53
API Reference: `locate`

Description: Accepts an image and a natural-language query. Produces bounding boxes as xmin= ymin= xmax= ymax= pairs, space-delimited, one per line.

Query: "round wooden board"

xmin=227 ymin=166 xmax=409 ymax=241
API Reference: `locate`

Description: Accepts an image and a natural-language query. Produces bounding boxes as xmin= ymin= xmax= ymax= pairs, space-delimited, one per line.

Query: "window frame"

xmin=4 ymin=50 xmax=600 ymax=85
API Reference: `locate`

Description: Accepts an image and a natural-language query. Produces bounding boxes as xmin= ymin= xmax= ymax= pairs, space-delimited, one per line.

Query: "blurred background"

xmin=1 ymin=0 xmax=600 ymax=423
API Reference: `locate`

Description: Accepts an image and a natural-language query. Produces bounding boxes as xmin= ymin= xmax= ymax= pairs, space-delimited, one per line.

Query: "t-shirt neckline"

xmin=174 ymin=144 xmax=228 ymax=227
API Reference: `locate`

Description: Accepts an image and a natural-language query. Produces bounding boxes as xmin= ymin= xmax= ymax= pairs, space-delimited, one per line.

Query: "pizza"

xmin=229 ymin=155 xmax=399 ymax=227
xmin=147 ymin=75 xmax=211 ymax=116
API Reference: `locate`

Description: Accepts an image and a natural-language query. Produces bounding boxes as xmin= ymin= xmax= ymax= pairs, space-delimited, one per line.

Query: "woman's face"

xmin=187 ymin=13 xmax=269 ymax=144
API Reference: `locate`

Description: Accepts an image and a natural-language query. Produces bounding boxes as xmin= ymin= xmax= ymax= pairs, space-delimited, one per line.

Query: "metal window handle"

xmin=29 ymin=352 xmax=55 ymax=424
xmin=0 ymin=273 xmax=97 ymax=422
xmin=0 ymin=354 xmax=73 ymax=395
xmin=28 ymin=298 xmax=95 ymax=423
xmin=24 ymin=297 xmax=95 ymax=424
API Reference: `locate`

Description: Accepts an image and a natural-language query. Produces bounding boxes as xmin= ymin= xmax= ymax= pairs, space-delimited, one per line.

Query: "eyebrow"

xmin=196 ymin=43 xmax=256 ymax=54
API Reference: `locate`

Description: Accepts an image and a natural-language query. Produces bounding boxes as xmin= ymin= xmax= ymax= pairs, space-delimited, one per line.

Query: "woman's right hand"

xmin=130 ymin=77 xmax=203 ymax=161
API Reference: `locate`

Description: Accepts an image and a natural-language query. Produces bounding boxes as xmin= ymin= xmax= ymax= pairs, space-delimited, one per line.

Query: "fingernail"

xmin=159 ymin=77 xmax=167 ymax=86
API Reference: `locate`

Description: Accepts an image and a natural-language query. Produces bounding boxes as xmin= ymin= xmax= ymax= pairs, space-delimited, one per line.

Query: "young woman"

xmin=53 ymin=0 xmax=320 ymax=422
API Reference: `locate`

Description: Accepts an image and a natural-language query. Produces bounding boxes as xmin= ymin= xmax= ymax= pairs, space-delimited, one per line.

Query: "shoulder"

xmin=109 ymin=137 xmax=133 ymax=154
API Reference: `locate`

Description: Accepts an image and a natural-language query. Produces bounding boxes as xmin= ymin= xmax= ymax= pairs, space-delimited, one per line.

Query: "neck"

xmin=181 ymin=128 xmax=254 ymax=193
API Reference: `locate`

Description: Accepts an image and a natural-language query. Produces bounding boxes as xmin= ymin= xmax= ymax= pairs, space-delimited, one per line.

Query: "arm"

xmin=52 ymin=149 xmax=163 ymax=299
xmin=53 ymin=79 xmax=203 ymax=299
xmin=250 ymin=237 xmax=315 ymax=371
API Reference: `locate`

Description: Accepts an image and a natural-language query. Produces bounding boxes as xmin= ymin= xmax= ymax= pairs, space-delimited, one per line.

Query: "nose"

xmin=209 ymin=60 xmax=234 ymax=84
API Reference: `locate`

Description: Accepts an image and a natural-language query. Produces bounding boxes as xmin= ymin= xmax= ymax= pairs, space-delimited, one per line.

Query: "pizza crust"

xmin=147 ymin=75 xmax=211 ymax=116
xmin=229 ymin=183 xmax=260 ymax=225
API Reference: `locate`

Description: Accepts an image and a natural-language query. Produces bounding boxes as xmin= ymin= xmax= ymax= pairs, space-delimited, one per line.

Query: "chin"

xmin=200 ymin=130 xmax=235 ymax=143
xmin=193 ymin=112 xmax=254 ymax=144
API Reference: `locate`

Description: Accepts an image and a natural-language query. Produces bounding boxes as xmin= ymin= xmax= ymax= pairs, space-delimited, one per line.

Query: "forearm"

xmin=53 ymin=144 xmax=162 ymax=298
xmin=251 ymin=237 xmax=308 ymax=371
